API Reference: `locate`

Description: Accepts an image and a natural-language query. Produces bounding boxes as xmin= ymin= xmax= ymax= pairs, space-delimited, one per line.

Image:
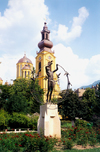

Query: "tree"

xmin=95 ymin=83 xmax=100 ymax=117
xmin=58 ymin=89 xmax=80 ymax=120
xmin=0 ymin=84 xmax=11 ymax=109
xmin=1 ymin=78 xmax=44 ymax=114
xmin=81 ymin=88 xmax=96 ymax=121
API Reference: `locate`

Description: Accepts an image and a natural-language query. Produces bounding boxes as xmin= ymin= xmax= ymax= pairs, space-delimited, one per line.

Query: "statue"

xmin=45 ymin=61 xmax=58 ymax=102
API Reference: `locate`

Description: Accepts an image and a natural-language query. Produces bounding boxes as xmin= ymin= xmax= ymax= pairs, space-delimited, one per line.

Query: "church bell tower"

xmin=36 ymin=22 xmax=60 ymax=102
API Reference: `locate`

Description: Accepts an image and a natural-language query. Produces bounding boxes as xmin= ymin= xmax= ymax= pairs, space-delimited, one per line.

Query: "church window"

xmin=42 ymin=33 xmax=44 ymax=40
xmin=46 ymin=34 xmax=48 ymax=40
xmin=39 ymin=62 xmax=41 ymax=72
xmin=28 ymin=71 xmax=30 ymax=78
xmin=25 ymin=71 xmax=26 ymax=78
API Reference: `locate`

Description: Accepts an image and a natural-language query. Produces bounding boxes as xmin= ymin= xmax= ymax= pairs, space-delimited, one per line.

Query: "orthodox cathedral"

xmin=0 ymin=22 xmax=60 ymax=101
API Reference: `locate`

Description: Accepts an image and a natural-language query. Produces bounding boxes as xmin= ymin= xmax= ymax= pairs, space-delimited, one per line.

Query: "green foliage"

xmin=0 ymin=78 xmax=44 ymax=114
xmin=58 ymin=89 xmax=80 ymax=120
xmin=82 ymin=88 xmax=96 ymax=121
xmin=95 ymin=83 xmax=100 ymax=117
xmin=0 ymin=84 xmax=11 ymax=109
xmin=51 ymin=97 xmax=58 ymax=104
xmin=61 ymin=124 xmax=97 ymax=147
xmin=0 ymin=133 xmax=57 ymax=152
xmin=9 ymin=113 xmax=29 ymax=128
xmin=75 ymin=119 xmax=89 ymax=128
xmin=0 ymin=109 xmax=10 ymax=130
xmin=0 ymin=109 xmax=39 ymax=130
xmin=5 ymin=94 xmax=28 ymax=114
xmin=61 ymin=120 xmax=72 ymax=128
xmin=62 ymin=138 xmax=73 ymax=149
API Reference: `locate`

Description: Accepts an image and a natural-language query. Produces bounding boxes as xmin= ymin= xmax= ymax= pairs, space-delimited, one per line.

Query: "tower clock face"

xmin=39 ymin=56 xmax=41 ymax=60
xmin=48 ymin=56 xmax=51 ymax=59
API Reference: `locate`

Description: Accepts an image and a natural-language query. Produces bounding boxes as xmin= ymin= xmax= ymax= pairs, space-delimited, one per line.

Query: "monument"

xmin=37 ymin=60 xmax=61 ymax=138
xmin=31 ymin=22 xmax=71 ymax=138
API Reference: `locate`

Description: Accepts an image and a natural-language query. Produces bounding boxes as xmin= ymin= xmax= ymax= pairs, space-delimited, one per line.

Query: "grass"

xmin=61 ymin=120 xmax=72 ymax=128
xmin=52 ymin=147 xmax=100 ymax=152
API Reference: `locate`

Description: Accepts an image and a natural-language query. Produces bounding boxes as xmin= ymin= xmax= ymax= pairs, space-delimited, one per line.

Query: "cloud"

xmin=0 ymin=0 xmax=49 ymax=54
xmin=51 ymin=7 xmax=89 ymax=43
xmin=53 ymin=43 xmax=100 ymax=90
xmin=85 ymin=55 xmax=100 ymax=82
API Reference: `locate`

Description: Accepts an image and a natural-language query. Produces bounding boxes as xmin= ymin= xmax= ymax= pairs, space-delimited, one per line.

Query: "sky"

xmin=0 ymin=0 xmax=100 ymax=90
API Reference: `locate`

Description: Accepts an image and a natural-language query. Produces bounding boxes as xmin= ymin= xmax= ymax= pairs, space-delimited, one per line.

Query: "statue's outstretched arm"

xmin=53 ymin=64 xmax=58 ymax=73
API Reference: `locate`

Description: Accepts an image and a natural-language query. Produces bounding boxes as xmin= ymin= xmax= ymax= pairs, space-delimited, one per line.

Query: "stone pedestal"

xmin=37 ymin=103 xmax=61 ymax=138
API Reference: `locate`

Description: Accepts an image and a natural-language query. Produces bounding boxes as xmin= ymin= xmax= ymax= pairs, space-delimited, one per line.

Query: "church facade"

xmin=16 ymin=54 xmax=33 ymax=79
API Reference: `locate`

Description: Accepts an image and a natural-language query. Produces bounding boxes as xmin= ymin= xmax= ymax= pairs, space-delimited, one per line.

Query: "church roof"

xmin=22 ymin=64 xmax=31 ymax=70
xmin=38 ymin=22 xmax=53 ymax=53
xmin=17 ymin=54 xmax=32 ymax=64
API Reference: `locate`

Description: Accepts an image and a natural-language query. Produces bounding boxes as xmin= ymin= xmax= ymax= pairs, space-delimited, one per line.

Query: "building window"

xmin=39 ymin=62 xmax=41 ymax=72
xmin=42 ymin=33 xmax=44 ymax=40
xmin=46 ymin=34 xmax=48 ymax=40
xmin=25 ymin=71 xmax=26 ymax=78
xmin=28 ymin=71 xmax=30 ymax=78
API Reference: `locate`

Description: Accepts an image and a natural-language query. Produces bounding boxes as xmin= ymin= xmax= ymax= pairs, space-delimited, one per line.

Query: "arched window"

xmin=46 ymin=34 xmax=48 ymax=40
xmin=48 ymin=62 xmax=51 ymax=71
xmin=39 ymin=62 xmax=41 ymax=72
xmin=25 ymin=71 xmax=26 ymax=78
xmin=28 ymin=71 xmax=30 ymax=78
xmin=42 ymin=33 xmax=44 ymax=40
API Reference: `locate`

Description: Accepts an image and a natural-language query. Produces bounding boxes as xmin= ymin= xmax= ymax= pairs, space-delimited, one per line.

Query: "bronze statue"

xmin=45 ymin=61 xmax=58 ymax=102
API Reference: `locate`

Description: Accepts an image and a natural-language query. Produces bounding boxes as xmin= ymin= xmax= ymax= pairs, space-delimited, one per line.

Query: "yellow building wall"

xmin=36 ymin=50 xmax=60 ymax=102
xmin=16 ymin=62 xmax=33 ymax=79
xmin=0 ymin=80 xmax=3 ymax=85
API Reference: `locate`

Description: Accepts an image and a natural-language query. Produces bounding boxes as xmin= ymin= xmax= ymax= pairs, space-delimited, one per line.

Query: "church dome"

xmin=38 ymin=39 xmax=53 ymax=49
xmin=17 ymin=54 xmax=32 ymax=64
xmin=38 ymin=22 xmax=53 ymax=52
xmin=22 ymin=64 xmax=31 ymax=70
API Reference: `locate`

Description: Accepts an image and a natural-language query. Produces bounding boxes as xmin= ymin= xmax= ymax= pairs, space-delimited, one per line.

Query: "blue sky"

xmin=0 ymin=0 xmax=100 ymax=90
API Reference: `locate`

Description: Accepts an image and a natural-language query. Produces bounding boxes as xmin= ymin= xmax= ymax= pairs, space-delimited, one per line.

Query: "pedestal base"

xmin=37 ymin=103 xmax=61 ymax=138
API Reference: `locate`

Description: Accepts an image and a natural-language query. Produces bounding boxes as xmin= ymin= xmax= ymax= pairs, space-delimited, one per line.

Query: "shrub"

xmin=8 ymin=113 xmax=39 ymax=130
xmin=62 ymin=138 xmax=73 ymax=149
xmin=75 ymin=119 xmax=89 ymax=128
xmin=0 ymin=109 xmax=10 ymax=130
xmin=28 ymin=115 xmax=39 ymax=130
xmin=0 ymin=132 xmax=57 ymax=152
xmin=8 ymin=113 xmax=29 ymax=128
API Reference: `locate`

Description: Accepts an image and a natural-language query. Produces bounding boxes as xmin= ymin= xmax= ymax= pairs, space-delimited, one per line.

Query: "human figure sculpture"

xmin=45 ymin=61 xmax=58 ymax=102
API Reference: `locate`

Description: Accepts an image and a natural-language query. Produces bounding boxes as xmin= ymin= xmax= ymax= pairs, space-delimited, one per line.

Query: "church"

xmin=0 ymin=22 xmax=60 ymax=102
